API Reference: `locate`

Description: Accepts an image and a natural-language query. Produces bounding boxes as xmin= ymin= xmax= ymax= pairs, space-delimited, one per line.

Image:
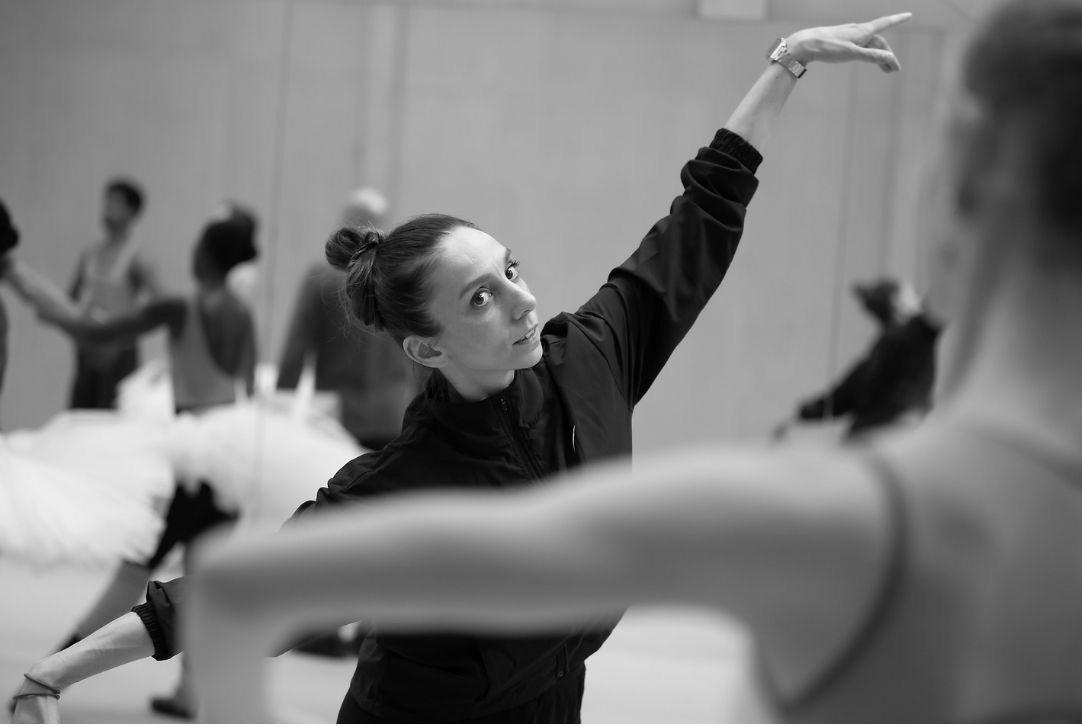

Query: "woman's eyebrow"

xmin=458 ymin=249 xmax=512 ymax=300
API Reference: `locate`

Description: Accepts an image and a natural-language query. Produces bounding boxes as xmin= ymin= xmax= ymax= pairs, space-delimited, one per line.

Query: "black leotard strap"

xmin=783 ymin=448 xmax=910 ymax=709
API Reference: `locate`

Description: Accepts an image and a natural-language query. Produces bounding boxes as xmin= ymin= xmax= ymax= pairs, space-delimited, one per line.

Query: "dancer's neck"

xmin=946 ymin=264 xmax=1082 ymax=450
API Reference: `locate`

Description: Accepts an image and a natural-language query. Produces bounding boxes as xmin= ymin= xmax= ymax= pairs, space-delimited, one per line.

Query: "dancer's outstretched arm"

xmin=0 ymin=259 xmax=80 ymax=323
xmin=11 ymin=613 xmax=154 ymax=724
xmin=187 ymin=445 xmax=891 ymax=721
xmin=3 ymin=258 xmax=182 ymax=344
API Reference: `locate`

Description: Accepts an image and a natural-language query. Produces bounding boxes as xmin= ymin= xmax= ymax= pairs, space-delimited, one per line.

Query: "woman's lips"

xmin=514 ymin=324 xmax=538 ymax=345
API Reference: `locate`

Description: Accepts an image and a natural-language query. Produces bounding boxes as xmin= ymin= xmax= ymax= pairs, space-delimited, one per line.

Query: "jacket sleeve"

xmin=131 ymin=577 xmax=187 ymax=660
xmin=127 ymin=458 xmax=369 ymax=661
xmin=797 ymin=357 xmax=867 ymax=420
xmin=570 ymin=128 xmax=761 ymax=406
xmin=288 ymin=450 xmax=388 ymax=520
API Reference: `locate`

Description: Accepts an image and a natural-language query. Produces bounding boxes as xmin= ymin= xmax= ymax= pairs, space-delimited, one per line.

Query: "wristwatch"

xmin=766 ymin=37 xmax=807 ymax=79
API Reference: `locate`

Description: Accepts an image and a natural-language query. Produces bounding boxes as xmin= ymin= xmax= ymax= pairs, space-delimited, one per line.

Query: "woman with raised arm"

xmin=10 ymin=13 xmax=907 ymax=724
xmin=184 ymin=2 xmax=1082 ymax=722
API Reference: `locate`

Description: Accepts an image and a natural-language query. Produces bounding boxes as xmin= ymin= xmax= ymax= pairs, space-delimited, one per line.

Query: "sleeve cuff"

xmin=711 ymin=128 xmax=763 ymax=174
xmin=131 ymin=602 xmax=172 ymax=661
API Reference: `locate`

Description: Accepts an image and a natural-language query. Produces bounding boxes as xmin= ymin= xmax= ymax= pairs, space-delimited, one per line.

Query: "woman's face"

xmin=414 ymin=226 xmax=542 ymax=398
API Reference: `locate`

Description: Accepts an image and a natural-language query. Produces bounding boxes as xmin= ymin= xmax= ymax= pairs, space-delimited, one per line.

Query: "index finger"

xmin=863 ymin=12 xmax=914 ymax=35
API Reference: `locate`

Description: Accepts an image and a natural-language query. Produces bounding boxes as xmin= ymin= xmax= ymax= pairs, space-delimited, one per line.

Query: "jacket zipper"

xmin=497 ymin=395 xmax=544 ymax=482
xmin=498 ymin=395 xmax=569 ymax=683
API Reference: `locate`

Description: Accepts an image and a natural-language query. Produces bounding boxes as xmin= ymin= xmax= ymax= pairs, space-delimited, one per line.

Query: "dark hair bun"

xmin=199 ymin=217 xmax=259 ymax=273
xmin=225 ymin=203 xmax=258 ymax=240
xmin=326 ymin=226 xmax=385 ymax=329
xmin=325 ymin=226 xmax=383 ymax=271
xmin=0 ymin=198 xmax=19 ymax=255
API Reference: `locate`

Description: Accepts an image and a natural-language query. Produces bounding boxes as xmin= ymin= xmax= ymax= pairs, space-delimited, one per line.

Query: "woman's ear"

xmin=403 ymin=336 xmax=446 ymax=369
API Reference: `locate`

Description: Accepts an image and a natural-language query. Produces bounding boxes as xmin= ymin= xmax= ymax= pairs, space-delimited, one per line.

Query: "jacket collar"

xmin=420 ymin=367 xmax=546 ymax=430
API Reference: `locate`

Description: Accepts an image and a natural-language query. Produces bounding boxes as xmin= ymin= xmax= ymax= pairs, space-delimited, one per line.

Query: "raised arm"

xmin=187 ymin=444 xmax=892 ymax=721
xmin=571 ymin=14 xmax=911 ymax=405
xmin=726 ymin=13 xmax=910 ymax=150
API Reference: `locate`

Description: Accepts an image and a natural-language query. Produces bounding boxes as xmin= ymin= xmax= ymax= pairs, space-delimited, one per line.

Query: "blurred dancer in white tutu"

xmin=4 ymin=202 xmax=260 ymax=718
xmin=1 ymin=200 xmax=361 ymax=564
xmin=2 ymin=198 xmax=365 ymax=721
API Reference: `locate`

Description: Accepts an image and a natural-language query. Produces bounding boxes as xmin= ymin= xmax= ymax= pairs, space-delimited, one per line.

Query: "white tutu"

xmin=168 ymin=400 xmax=364 ymax=530
xmin=0 ymin=412 xmax=176 ymax=567
xmin=0 ymin=362 xmax=365 ymax=567
xmin=120 ymin=360 xmax=365 ymax=530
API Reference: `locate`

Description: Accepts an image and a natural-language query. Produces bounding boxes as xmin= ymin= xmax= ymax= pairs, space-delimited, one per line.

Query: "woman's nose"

xmin=510 ymin=282 xmax=536 ymax=321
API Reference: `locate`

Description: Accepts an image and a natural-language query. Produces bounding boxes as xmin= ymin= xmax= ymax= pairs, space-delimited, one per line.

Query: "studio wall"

xmin=0 ymin=0 xmax=959 ymax=452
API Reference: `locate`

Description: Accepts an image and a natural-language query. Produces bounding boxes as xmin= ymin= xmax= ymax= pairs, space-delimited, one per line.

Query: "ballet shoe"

xmin=149 ymin=695 xmax=194 ymax=720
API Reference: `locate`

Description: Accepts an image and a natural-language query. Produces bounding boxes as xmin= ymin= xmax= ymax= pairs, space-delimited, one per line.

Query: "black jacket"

xmin=134 ymin=127 xmax=762 ymax=720
xmin=797 ymin=313 xmax=941 ymax=437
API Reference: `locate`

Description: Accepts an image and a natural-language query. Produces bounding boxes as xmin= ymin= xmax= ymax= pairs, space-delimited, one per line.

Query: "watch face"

xmin=766 ymin=37 xmax=786 ymax=62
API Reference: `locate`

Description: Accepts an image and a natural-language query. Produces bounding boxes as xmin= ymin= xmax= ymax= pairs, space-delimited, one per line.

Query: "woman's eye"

xmin=472 ymin=289 xmax=492 ymax=307
xmin=505 ymin=261 xmax=520 ymax=281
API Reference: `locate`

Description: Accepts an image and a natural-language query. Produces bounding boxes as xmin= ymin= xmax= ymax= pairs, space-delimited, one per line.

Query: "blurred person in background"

xmin=776 ymin=276 xmax=942 ymax=442
xmin=67 ymin=177 xmax=161 ymax=409
xmin=276 ymin=186 xmax=415 ymax=452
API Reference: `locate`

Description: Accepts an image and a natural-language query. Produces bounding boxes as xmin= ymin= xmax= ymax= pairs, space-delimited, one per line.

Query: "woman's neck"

xmin=440 ymin=367 xmax=515 ymax=402
xmin=946 ymin=273 xmax=1082 ymax=449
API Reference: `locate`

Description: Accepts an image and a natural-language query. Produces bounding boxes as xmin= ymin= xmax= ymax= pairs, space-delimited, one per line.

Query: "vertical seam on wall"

xmin=388 ymin=4 xmax=410 ymax=212
xmin=877 ymin=34 xmax=907 ymax=276
xmin=250 ymin=0 xmax=296 ymax=517
xmin=264 ymin=0 xmax=296 ymax=347
xmin=352 ymin=3 xmax=368 ymax=187
xmin=916 ymin=29 xmax=946 ymax=292
xmin=823 ymin=65 xmax=860 ymax=419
